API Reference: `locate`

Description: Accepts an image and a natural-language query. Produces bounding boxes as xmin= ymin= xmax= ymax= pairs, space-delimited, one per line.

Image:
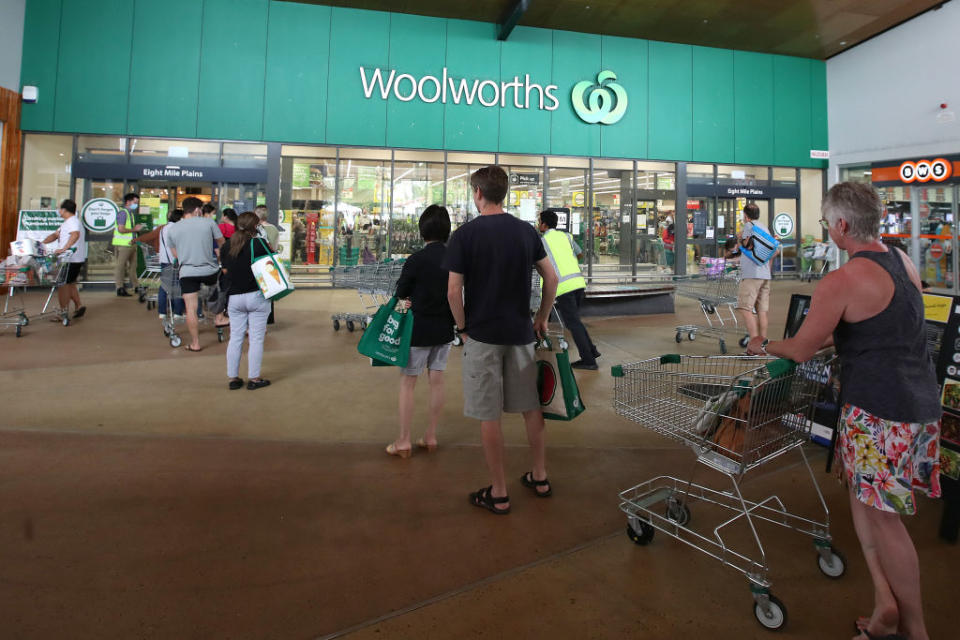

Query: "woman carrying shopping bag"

xmin=220 ymin=212 xmax=274 ymax=390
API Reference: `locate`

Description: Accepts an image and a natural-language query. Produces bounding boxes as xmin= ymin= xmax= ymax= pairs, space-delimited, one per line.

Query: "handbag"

xmin=356 ymin=296 xmax=414 ymax=367
xmin=536 ymin=338 xmax=586 ymax=421
xmin=250 ymin=238 xmax=295 ymax=300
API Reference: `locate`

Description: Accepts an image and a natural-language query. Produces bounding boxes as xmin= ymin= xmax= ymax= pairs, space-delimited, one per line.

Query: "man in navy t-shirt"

xmin=444 ymin=165 xmax=559 ymax=515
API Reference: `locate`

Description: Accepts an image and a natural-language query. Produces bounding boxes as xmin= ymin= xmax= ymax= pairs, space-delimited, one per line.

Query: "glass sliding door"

xmin=337 ymin=148 xmax=391 ymax=264
xmin=500 ymin=154 xmax=543 ymax=225
xmin=392 ymin=150 xmax=444 ymax=257
xmin=591 ymin=159 xmax=634 ymax=275
xmin=545 ymin=157 xmax=590 ymax=266
xmin=281 ymin=145 xmax=336 ymax=267
xmin=444 ymin=152 xmax=497 ymax=229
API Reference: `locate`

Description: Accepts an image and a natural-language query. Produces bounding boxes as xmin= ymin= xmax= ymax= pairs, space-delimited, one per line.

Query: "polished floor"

xmin=0 ymin=282 xmax=952 ymax=639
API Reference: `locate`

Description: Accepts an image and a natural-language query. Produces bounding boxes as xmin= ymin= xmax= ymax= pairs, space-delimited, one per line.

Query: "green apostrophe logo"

xmin=571 ymin=70 xmax=627 ymax=125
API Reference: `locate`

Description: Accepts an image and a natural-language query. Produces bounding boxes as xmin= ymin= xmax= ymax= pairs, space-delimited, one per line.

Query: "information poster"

xmin=15 ymin=210 xmax=61 ymax=247
xmin=275 ymin=210 xmax=293 ymax=269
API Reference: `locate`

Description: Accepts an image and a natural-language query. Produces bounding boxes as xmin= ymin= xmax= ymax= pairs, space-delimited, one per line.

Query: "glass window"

xmin=392 ymin=160 xmax=444 ymax=256
xmin=281 ymin=146 xmax=336 ymax=266
xmin=717 ymin=164 xmax=768 ymax=185
xmin=917 ymin=186 xmax=954 ymax=292
xmin=800 ymin=168 xmax=824 ymax=244
xmin=76 ymin=135 xmax=126 ymax=163
xmin=590 ymin=159 xmax=633 ymax=273
xmin=444 ymin=158 xmax=492 ymax=228
xmin=546 ymin=163 xmax=589 ymax=258
xmin=222 ymin=142 xmax=267 ymax=169
xmin=772 ymin=167 xmax=797 ymax=186
xmin=687 ymin=163 xmax=714 ymax=185
xmin=129 ymin=138 xmax=220 ymax=166
xmin=20 ymin=133 xmax=73 ymax=210
xmin=840 ymin=165 xmax=872 ymax=184
xmin=636 ymin=161 xmax=676 ymax=273
xmin=337 ymin=154 xmax=391 ymax=263
xmin=773 ymin=198 xmax=798 ymax=274
xmin=499 ymin=155 xmax=544 ymax=224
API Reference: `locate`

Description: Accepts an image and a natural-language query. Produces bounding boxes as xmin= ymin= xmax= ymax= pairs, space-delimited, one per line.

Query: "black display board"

xmin=923 ymin=294 xmax=960 ymax=542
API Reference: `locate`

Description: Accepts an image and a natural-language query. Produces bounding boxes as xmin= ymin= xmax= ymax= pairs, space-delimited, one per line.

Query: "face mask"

xmin=129 ymin=203 xmax=138 ymax=211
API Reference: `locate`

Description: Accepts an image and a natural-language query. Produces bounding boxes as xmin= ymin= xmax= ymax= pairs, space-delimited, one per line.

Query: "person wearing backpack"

xmin=736 ymin=202 xmax=779 ymax=341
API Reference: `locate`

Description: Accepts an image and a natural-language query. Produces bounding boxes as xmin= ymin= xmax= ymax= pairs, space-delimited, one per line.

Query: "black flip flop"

xmin=521 ymin=471 xmax=552 ymax=497
xmin=184 ymin=345 xmax=202 ymax=352
xmin=857 ymin=631 xmax=906 ymax=640
xmin=469 ymin=486 xmax=510 ymax=515
xmin=73 ymin=306 xmax=86 ymax=319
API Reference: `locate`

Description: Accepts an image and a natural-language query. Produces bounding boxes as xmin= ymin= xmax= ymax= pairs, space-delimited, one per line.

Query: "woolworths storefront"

xmin=18 ymin=0 xmax=828 ymax=284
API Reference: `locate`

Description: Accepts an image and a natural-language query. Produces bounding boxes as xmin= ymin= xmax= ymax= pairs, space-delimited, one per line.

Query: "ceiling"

xmin=283 ymin=0 xmax=946 ymax=59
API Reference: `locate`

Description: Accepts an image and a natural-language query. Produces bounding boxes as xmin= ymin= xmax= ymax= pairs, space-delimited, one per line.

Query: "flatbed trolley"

xmin=612 ymin=352 xmax=845 ymax=631
xmin=674 ymin=262 xmax=748 ymax=354
xmin=330 ymin=260 xmax=405 ymax=332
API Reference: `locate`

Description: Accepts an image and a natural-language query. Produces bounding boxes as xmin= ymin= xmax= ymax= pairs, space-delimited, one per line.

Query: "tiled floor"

xmin=0 ymin=283 xmax=951 ymax=639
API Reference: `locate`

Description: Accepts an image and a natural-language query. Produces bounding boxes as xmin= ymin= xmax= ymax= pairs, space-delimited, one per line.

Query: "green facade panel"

xmin=600 ymin=35 xmax=648 ymax=160
xmin=550 ymin=30 xmax=601 ymax=158
xmin=810 ymin=61 xmax=829 ymax=168
xmin=197 ymin=0 xmax=268 ymax=141
xmin=442 ymin=19 xmax=500 ymax=153
xmin=773 ymin=56 xmax=812 ymax=168
xmin=326 ymin=7 xmax=390 ymax=147
xmin=127 ymin=0 xmax=202 ymax=139
xmin=263 ymin=1 xmax=331 ymax=144
xmin=692 ymin=47 xmax=734 ymax=164
xmin=20 ymin=1 xmax=829 ymax=167
xmin=54 ymin=0 xmax=133 ymax=134
xmin=733 ymin=51 xmax=774 ymax=165
xmin=19 ymin=0 xmax=62 ymax=132
xmin=648 ymin=41 xmax=692 ymax=161
xmin=499 ymin=26 xmax=553 ymax=155
xmin=385 ymin=13 xmax=447 ymax=150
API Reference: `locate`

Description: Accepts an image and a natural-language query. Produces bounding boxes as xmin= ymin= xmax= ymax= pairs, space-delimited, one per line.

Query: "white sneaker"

xmin=158 ymin=314 xmax=165 ymax=321
xmin=174 ymin=314 xmax=185 ymax=324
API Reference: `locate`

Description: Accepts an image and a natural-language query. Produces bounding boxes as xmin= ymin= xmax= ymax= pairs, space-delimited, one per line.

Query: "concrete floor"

xmin=0 ymin=282 xmax=952 ymax=639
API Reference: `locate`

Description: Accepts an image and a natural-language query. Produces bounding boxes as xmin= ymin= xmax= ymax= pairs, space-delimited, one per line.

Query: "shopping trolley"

xmin=800 ymin=242 xmax=838 ymax=282
xmin=674 ymin=261 xmax=748 ymax=354
xmin=612 ymin=352 xmax=845 ymax=631
xmin=330 ymin=260 xmax=405 ymax=332
xmin=138 ymin=244 xmax=163 ymax=309
xmin=158 ymin=263 xmax=183 ymax=348
xmin=1 ymin=253 xmax=73 ymax=335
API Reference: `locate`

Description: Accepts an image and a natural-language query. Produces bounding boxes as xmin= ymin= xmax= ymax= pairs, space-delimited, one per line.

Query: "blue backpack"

xmin=741 ymin=223 xmax=781 ymax=267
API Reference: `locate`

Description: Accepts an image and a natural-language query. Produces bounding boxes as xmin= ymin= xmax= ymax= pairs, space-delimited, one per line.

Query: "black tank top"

xmin=832 ymin=249 xmax=940 ymax=422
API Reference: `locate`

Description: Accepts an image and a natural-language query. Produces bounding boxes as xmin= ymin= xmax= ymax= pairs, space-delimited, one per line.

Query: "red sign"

xmin=686 ymin=200 xmax=701 ymax=210
xmin=306 ymin=212 xmax=318 ymax=264
xmin=931 ymin=243 xmax=944 ymax=260
xmin=899 ymin=158 xmax=952 ymax=183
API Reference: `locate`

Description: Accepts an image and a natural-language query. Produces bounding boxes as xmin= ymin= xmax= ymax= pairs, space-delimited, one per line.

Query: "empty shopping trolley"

xmin=612 ymin=352 xmax=845 ymax=631
xmin=674 ymin=262 xmax=748 ymax=354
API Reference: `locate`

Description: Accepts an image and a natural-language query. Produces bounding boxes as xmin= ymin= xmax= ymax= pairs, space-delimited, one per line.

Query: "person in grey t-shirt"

xmin=166 ymin=197 xmax=224 ymax=352
xmin=735 ymin=202 xmax=777 ymax=342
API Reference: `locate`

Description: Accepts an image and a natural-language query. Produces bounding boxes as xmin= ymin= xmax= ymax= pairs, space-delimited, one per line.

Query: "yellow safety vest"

xmin=542 ymin=229 xmax=586 ymax=297
xmin=112 ymin=207 xmax=135 ymax=246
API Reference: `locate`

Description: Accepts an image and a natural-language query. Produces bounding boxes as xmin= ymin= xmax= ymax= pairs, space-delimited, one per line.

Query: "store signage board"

xmin=810 ymin=150 xmax=830 ymax=159
xmin=687 ymin=184 xmax=799 ymax=199
xmin=773 ymin=213 xmax=794 ymax=238
xmin=16 ymin=210 xmax=61 ymax=244
xmin=360 ymin=67 xmax=628 ymax=126
xmin=510 ymin=172 xmax=540 ymax=186
xmin=72 ymin=161 xmax=268 ymax=184
xmin=80 ymin=198 xmax=119 ymax=233
xmin=871 ymin=154 xmax=960 ymax=186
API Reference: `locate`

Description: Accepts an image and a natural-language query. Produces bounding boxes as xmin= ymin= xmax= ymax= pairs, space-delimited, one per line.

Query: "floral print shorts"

xmin=835 ymin=403 xmax=941 ymax=515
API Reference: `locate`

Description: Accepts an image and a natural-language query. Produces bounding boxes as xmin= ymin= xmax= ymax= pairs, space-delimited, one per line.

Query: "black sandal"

xmin=521 ymin=472 xmax=552 ymax=497
xmin=468 ymin=486 xmax=510 ymax=515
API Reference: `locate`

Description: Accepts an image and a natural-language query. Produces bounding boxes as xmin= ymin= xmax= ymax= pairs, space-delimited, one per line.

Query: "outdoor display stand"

xmin=920 ymin=293 xmax=960 ymax=543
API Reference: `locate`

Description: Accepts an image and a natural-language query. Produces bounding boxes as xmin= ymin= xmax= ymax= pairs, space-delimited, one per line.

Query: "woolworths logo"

xmin=571 ymin=70 xmax=627 ymax=125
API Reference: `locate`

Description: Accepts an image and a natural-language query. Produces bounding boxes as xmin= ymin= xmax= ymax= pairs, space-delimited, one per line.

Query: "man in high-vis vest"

xmin=538 ymin=210 xmax=600 ymax=370
xmin=113 ymin=192 xmax=143 ymax=297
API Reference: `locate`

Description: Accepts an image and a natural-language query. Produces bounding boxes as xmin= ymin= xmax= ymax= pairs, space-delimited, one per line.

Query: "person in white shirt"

xmin=41 ymin=198 xmax=87 ymax=319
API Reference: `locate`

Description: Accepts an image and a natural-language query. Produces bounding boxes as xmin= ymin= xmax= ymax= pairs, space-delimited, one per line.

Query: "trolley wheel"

xmin=170 ymin=334 xmax=182 ymax=348
xmin=16 ymin=325 xmax=22 ymax=337
xmin=626 ymin=520 xmax=655 ymax=546
xmin=675 ymin=331 xmax=683 ymax=343
xmin=20 ymin=313 xmax=28 ymax=326
xmin=719 ymin=340 xmax=728 ymax=354
xmin=347 ymin=320 xmax=355 ymax=332
xmin=333 ymin=319 xmax=341 ymax=331
xmin=665 ymin=499 xmax=691 ymax=526
xmin=217 ymin=328 xmax=225 ymax=343
xmin=739 ymin=335 xmax=750 ymax=348
xmin=688 ymin=331 xmax=696 ymax=341
xmin=703 ymin=303 xmax=716 ymax=315
xmin=753 ymin=594 xmax=787 ymax=631
xmin=138 ymin=292 xmax=146 ymax=303
xmin=62 ymin=315 xmax=70 ymax=327
xmin=816 ymin=547 xmax=846 ymax=579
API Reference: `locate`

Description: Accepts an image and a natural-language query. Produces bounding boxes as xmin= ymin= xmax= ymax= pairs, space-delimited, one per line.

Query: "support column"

xmin=675 ymin=162 xmax=688 ymax=276
xmin=0 ymin=87 xmax=23 ymax=261
xmin=266 ymin=142 xmax=281 ymax=225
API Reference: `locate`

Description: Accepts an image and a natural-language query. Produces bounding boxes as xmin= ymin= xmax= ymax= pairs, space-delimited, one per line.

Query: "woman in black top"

xmin=221 ymin=212 xmax=273 ymax=391
xmin=386 ymin=205 xmax=455 ymax=458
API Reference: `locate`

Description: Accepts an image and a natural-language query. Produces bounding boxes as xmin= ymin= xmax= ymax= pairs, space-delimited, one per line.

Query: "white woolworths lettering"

xmin=359 ymin=66 xmax=559 ymax=111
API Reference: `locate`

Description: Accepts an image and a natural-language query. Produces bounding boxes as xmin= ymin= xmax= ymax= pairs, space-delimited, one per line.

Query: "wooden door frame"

xmin=0 ymin=87 xmax=22 ymax=261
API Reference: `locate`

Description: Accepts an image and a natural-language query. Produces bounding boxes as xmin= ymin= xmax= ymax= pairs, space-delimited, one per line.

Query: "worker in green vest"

xmin=538 ymin=210 xmax=600 ymax=370
xmin=113 ymin=192 xmax=143 ymax=297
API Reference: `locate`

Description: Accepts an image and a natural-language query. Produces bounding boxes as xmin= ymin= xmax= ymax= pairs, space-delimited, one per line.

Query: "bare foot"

xmin=856 ymin=602 xmax=899 ymax=637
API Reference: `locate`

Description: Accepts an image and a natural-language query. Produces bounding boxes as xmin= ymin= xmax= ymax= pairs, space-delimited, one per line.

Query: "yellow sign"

xmin=572 ymin=191 xmax=584 ymax=207
xmin=923 ymin=293 xmax=952 ymax=323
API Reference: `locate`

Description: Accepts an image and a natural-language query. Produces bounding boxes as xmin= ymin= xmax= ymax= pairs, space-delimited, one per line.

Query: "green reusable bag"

xmin=536 ymin=338 xmax=586 ymax=421
xmin=356 ymin=296 xmax=414 ymax=367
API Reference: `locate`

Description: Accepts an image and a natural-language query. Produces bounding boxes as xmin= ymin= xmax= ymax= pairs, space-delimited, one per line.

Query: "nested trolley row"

xmin=612 ymin=352 xmax=845 ymax=631
xmin=330 ymin=260 xmax=405 ymax=332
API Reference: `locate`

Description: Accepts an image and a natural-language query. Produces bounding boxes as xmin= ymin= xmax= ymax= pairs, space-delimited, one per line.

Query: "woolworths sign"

xmin=359 ymin=67 xmax=627 ymax=124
